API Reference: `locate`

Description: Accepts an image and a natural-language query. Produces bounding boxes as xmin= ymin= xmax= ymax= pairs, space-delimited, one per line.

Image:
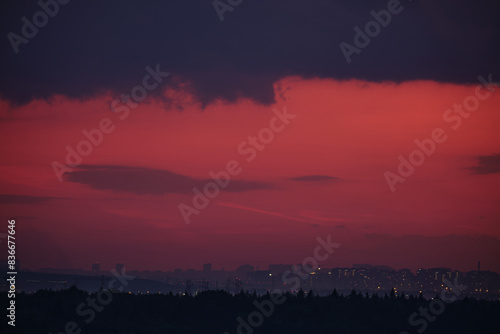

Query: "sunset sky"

xmin=1 ymin=0 xmax=499 ymax=273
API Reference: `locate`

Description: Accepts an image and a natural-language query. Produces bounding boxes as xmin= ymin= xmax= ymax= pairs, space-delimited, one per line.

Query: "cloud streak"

xmin=468 ymin=154 xmax=500 ymax=175
xmin=290 ymin=175 xmax=339 ymax=182
xmin=216 ymin=202 xmax=309 ymax=224
xmin=0 ymin=194 xmax=60 ymax=205
xmin=64 ymin=165 xmax=272 ymax=195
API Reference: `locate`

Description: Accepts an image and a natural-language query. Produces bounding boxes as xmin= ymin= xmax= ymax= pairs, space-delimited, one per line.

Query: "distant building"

xmin=92 ymin=262 xmax=100 ymax=273
xmin=269 ymin=264 xmax=291 ymax=277
xmin=466 ymin=270 xmax=500 ymax=294
xmin=203 ymin=263 xmax=212 ymax=272
xmin=247 ymin=270 xmax=272 ymax=285
xmin=116 ymin=262 xmax=125 ymax=274
xmin=416 ymin=268 xmax=455 ymax=291
xmin=235 ymin=264 xmax=255 ymax=280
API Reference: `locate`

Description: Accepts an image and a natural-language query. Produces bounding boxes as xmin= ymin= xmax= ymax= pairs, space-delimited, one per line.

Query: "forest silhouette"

xmin=2 ymin=286 xmax=499 ymax=333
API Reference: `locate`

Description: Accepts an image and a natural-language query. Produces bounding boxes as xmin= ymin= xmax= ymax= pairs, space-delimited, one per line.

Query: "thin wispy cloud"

xmin=298 ymin=210 xmax=347 ymax=222
xmin=216 ymin=202 xmax=309 ymax=224
xmin=290 ymin=175 xmax=339 ymax=182
xmin=0 ymin=194 xmax=60 ymax=205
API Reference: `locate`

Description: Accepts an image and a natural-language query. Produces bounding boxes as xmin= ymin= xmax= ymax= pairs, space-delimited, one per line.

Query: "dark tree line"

xmin=1 ymin=287 xmax=499 ymax=334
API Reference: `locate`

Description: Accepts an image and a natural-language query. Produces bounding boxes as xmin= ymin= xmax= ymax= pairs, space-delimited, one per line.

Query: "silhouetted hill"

xmin=0 ymin=271 xmax=175 ymax=294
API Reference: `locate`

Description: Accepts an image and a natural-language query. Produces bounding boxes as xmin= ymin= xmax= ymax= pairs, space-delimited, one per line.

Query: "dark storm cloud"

xmin=64 ymin=165 xmax=272 ymax=195
xmin=1 ymin=0 xmax=499 ymax=106
xmin=468 ymin=154 xmax=500 ymax=175
xmin=0 ymin=194 xmax=59 ymax=204
xmin=290 ymin=175 xmax=339 ymax=182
